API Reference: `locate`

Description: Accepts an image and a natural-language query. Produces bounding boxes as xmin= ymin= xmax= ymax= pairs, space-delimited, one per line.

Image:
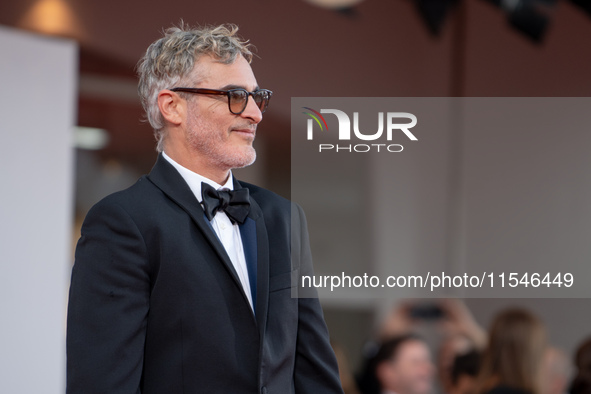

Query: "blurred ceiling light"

xmin=74 ymin=127 xmax=110 ymax=150
xmin=303 ymin=0 xmax=364 ymax=10
xmin=19 ymin=0 xmax=83 ymax=38
xmin=483 ymin=0 xmax=555 ymax=43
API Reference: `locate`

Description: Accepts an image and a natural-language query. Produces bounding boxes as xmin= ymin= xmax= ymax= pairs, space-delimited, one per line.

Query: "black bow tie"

xmin=201 ymin=182 xmax=250 ymax=225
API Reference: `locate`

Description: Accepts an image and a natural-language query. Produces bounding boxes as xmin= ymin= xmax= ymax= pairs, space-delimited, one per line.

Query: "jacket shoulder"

xmin=86 ymin=175 xmax=158 ymax=216
xmin=239 ymin=181 xmax=291 ymax=209
xmin=239 ymin=180 xmax=309 ymax=222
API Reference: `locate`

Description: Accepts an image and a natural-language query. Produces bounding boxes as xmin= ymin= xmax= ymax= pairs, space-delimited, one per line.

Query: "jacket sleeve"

xmin=292 ymin=203 xmax=345 ymax=394
xmin=66 ymin=199 xmax=150 ymax=394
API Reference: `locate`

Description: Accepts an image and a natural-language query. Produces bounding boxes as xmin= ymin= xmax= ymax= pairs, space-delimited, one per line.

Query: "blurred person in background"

xmin=377 ymin=299 xmax=486 ymax=393
xmin=357 ymin=334 xmax=435 ymax=394
xmin=333 ymin=341 xmax=362 ymax=394
xmin=474 ymin=308 xmax=547 ymax=394
xmin=448 ymin=349 xmax=481 ymax=394
xmin=540 ymin=347 xmax=570 ymax=394
xmin=438 ymin=334 xmax=479 ymax=393
xmin=569 ymin=336 xmax=591 ymax=394
xmin=436 ymin=300 xmax=486 ymax=393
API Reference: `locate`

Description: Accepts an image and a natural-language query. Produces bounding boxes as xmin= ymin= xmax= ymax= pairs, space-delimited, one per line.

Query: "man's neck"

xmin=162 ymin=147 xmax=230 ymax=185
xmin=162 ymin=152 xmax=235 ymax=207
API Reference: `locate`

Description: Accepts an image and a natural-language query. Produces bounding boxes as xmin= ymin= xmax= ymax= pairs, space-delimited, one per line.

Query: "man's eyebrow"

xmin=219 ymin=84 xmax=260 ymax=91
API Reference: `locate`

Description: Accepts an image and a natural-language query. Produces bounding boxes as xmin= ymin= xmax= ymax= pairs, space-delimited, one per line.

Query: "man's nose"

xmin=240 ymin=95 xmax=263 ymax=123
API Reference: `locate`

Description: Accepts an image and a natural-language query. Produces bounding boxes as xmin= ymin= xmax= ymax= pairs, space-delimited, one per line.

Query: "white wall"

xmin=0 ymin=26 xmax=77 ymax=393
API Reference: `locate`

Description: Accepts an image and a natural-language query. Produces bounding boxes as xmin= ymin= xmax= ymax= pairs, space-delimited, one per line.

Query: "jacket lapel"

xmin=238 ymin=218 xmax=257 ymax=310
xmin=235 ymin=179 xmax=270 ymax=332
xmin=146 ymin=154 xmax=252 ymax=314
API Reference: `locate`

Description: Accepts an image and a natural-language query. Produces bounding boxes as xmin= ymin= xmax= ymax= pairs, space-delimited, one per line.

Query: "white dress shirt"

xmin=162 ymin=152 xmax=254 ymax=311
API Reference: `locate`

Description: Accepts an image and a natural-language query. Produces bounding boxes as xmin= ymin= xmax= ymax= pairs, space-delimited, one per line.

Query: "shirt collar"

xmin=161 ymin=151 xmax=234 ymax=203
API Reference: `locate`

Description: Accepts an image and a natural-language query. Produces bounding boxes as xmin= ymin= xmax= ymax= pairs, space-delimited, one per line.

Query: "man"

xmin=67 ymin=23 xmax=343 ymax=394
xmin=377 ymin=336 xmax=434 ymax=394
xmin=358 ymin=335 xmax=434 ymax=394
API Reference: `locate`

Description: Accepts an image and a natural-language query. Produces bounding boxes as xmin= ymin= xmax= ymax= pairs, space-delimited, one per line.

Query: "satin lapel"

xmin=235 ymin=179 xmax=270 ymax=332
xmin=239 ymin=218 xmax=257 ymax=312
xmin=146 ymin=154 xmax=248 ymax=307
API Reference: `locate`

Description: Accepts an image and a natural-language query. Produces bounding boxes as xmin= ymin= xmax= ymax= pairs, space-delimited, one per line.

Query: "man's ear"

xmin=157 ymin=90 xmax=185 ymax=126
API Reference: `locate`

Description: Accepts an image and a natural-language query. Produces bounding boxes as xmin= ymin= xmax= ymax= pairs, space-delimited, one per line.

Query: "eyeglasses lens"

xmin=228 ymin=89 xmax=270 ymax=114
xmin=229 ymin=90 xmax=248 ymax=114
xmin=254 ymin=91 xmax=269 ymax=113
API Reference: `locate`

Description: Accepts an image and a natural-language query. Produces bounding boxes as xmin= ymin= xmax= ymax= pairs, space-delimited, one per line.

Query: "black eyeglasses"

xmin=170 ymin=87 xmax=273 ymax=115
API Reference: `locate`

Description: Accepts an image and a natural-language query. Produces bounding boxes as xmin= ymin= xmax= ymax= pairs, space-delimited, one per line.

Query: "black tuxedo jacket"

xmin=67 ymin=154 xmax=343 ymax=394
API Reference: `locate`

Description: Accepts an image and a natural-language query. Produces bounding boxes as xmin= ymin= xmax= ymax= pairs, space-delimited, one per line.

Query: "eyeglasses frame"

xmin=169 ymin=87 xmax=273 ymax=115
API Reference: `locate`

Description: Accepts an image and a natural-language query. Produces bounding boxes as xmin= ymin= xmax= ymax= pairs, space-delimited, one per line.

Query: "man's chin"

xmin=227 ymin=148 xmax=256 ymax=169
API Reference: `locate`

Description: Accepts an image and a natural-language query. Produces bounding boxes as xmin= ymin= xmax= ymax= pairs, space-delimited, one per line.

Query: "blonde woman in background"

xmin=474 ymin=308 xmax=547 ymax=394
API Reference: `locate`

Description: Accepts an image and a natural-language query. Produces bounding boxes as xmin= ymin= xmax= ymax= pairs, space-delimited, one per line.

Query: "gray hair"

xmin=136 ymin=23 xmax=253 ymax=152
